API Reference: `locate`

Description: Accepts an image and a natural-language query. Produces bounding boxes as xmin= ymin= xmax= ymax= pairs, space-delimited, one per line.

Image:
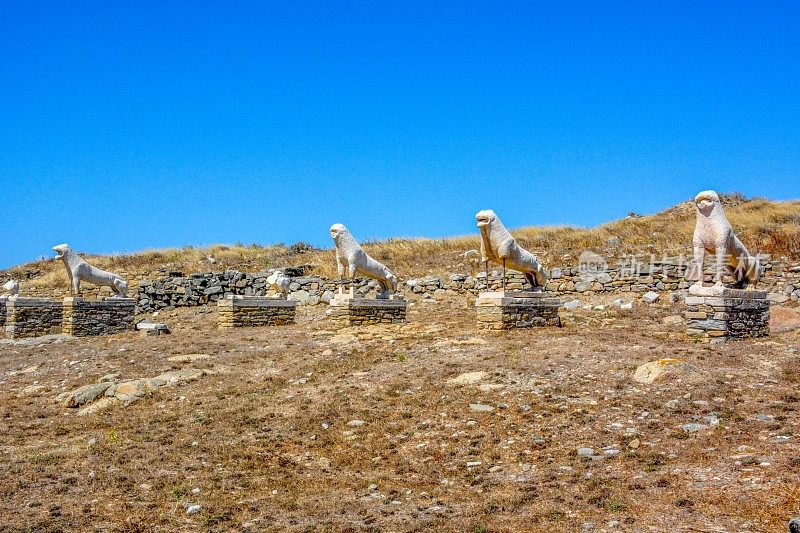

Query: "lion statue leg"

xmin=72 ymin=275 xmax=82 ymax=296
xmin=709 ymin=238 xmax=728 ymax=288
xmin=689 ymin=238 xmax=706 ymax=290
xmin=348 ymin=264 xmax=357 ymax=297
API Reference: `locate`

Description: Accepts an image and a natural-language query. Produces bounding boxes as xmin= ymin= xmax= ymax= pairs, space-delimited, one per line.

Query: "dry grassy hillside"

xmin=4 ymin=194 xmax=799 ymax=293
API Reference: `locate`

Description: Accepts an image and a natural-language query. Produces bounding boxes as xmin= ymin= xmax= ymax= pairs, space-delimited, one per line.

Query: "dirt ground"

xmin=1 ymin=296 xmax=799 ymax=532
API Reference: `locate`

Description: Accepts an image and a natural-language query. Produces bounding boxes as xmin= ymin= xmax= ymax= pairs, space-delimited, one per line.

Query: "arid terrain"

xmin=1 ymin=194 xmax=799 ymax=532
xmin=4 ymin=194 xmax=799 ymax=297
xmin=2 ymin=293 xmax=800 ymax=532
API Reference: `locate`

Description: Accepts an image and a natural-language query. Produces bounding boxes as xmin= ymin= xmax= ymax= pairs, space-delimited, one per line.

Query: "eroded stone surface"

xmin=58 ymin=369 xmax=207 ymax=415
xmin=57 ymin=382 xmax=112 ymax=407
xmin=446 ymin=371 xmax=489 ymax=385
xmin=632 ymin=359 xmax=700 ymax=385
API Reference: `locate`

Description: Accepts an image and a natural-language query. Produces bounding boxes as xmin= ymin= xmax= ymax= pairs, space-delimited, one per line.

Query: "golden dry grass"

xmin=4 ymin=195 xmax=799 ymax=291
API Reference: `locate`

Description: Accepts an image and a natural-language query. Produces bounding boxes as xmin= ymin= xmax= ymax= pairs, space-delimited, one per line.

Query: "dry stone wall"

xmin=62 ymin=297 xmax=136 ymax=337
xmin=217 ymin=297 xmax=296 ymax=328
xmin=326 ymin=299 xmax=407 ymax=328
xmin=684 ymin=289 xmax=770 ymax=341
xmin=4 ymin=298 xmax=63 ymax=339
xmin=476 ymin=294 xmax=562 ymax=330
xmin=134 ymin=257 xmax=800 ymax=313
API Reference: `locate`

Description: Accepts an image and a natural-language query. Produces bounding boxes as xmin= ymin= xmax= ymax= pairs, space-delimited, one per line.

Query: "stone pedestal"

xmin=476 ymin=291 xmax=562 ymax=330
xmin=0 ymin=297 xmax=6 ymax=330
xmin=217 ymin=296 xmax=297 ymax=329
xmin=327 ymin=295 xmax=407 ymax=328
xmin=4 ymin=297 xmax=64 ymax=339
xmin=684 ymin=286 xmax=769 ymax=341
xmin=62 ymin=297 xmax=136 ymax=337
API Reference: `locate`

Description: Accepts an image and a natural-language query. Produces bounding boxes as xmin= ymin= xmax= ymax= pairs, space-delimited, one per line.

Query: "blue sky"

xmin=1 ymin=1 xmax=798 ymax=269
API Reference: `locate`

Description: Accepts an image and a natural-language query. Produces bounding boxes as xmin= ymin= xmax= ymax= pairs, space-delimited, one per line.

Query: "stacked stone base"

xmin=0 ymin=297 xmax=6 ymax=330
xmin=327 ymin=296 xmax=407 ymax=328
xmin=4 ymin=297 xmax=64 ymax=339
xmin=476 ymin=291 xmax=562 ymax=330
xmin=217 ymin=296 xmax=297 ymax=328
xmin=62 ymin=297 xmax=137 ymax=337
xmin=685 ymin=288 xmax=769 ymax=341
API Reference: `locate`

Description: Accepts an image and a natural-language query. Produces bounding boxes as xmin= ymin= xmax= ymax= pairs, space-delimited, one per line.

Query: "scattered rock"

xmin=469 ymin=403 xmax=494 ymax=413
xmin=451 ymin=337 xmax=488 ymax=346
xmin=680 ymin=423 xmax=708 ymax=433
xmin=186 ymin=504 xmax=201 ymax=515
xmin=59 ymin=369 xmax=207 ymax=415
xmin=167 ymin=354 xmax=211 ymax=363
xmin=347 ymin=420 xmax=366 ymax=427
xmin=113 ymin=380 xmax=151 ymax=405
xmin=57 ymin=383 xmax=112 ymax=408
xmin=577 ymin=447 xmax=594 ymax=457
xmin=78 ymin=397 xmax=120 ymax=417
xmin=135 ymin=321 xmax=170 ymax=336
xmin=632 ymin=358 xmax=699 ymax=385
xmin=642 ymin=291 xmax=660 ymax=304
xmin=662 ymin=315 xmax=683 ymax=325
xmin=19 ymin=384 xmax=48 ymax=397
xmin=447 ymin=372 xmax=488 ymax=385
xmin=563 ymin=299 xmax=581 ymax=311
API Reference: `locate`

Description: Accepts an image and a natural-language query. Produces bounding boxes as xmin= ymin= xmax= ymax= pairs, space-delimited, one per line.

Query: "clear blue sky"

xmin=1 ymin=2 xmax=798 ymax=269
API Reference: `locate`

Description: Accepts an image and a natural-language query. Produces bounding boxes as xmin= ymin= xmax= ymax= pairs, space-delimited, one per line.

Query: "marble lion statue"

xmin=266 ymin=270 xmax=291 ymax=297
xmin=52 ymin=244 xmax=129 ymax=297
xmin=687 ymin=190 xmax=763 ymax=290
xmin=476 ymin=209 xmax=548 ymax=290
xmin=2 ymin=279 xmax=19 ymax=297
xmin=329 ymin=223 xmax=398 ymax=298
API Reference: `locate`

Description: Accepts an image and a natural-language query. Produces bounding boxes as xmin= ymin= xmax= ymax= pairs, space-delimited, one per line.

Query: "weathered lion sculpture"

xmin=476 ymin=209 xmax=548 ymax=290
xmin=330 ymin=224 xmax=398 ymax=298
xmin=52 ymin=244 xmax=129 ymax=297
xmin=2 ymin=279 xmax=19 ymax=297
xmin=687 ymin=190 xmax=763 ymax=290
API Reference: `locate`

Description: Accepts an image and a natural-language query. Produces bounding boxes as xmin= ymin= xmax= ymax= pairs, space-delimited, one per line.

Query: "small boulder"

xmin=632 ymin=358 xmax=699 ymax=385
xmin=642 ymin=291 xmax=660 ymax=304
xmin=447 ymin=372 xmax=488 ymax=385
xmin=58 ymin=383 xmax=112 ymax=408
